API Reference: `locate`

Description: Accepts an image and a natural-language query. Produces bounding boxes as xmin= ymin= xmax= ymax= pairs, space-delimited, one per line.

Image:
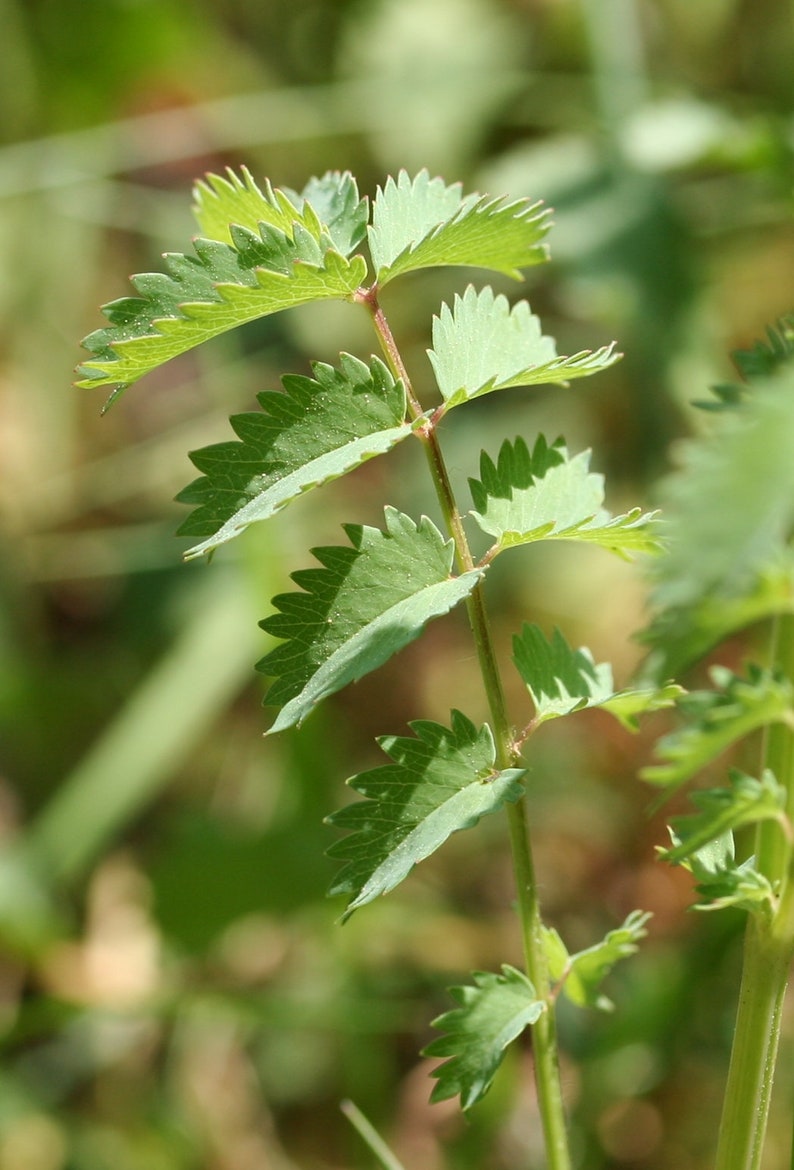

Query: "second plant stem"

xmin=365 ymin=290 xmax=572 ymax=1170
xmin=715 ymin=613 xmax=794 ymax=1170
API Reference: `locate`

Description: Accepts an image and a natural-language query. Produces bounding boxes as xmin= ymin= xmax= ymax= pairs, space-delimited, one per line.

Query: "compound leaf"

xmin=544 ymin=910 xmax=651 ymax=1012
xmin=369 ymin=170 xmax=550 ymax=285
xmin=429 ymin=286 xmax=620 ymax=409
xmin=425 ymin=966 xmax=545 ymax=1110
xmin=662 ymin=769 xmax=788 ymax=865
xmin=641 ymin=665 xmax=794 ymax=789
xmin=469 ymin=436 xmax=661 ymax=558
xmin=327 ymin=711 xmax=525 ymax=920
xmin=513 ymin=624 xmax=680 ymax=729
xmin=77 ymin=220 xmax=367 ymax=400
xmin=258 ymin=509 xmax=484 ymax=734
xmin=177 ymin=354 xmax=411 ymax=559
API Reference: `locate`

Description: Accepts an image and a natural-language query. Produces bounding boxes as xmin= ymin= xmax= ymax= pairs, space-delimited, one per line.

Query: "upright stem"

xmin=715 ymin=613 xmax=794 ymax=1170
xmin=362 ymin=288 xmax=572 ymax=1170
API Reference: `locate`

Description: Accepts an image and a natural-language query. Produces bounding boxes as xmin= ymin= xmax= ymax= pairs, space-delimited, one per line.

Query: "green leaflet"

xmin=662 ymin=769 xmax=787 ymax=865
xmin=77 ymin=224 xmax=367 ymax=398
xmin=192 ymin=167 xmax=322 ymax=245
xmin=326 ymin=711 xmax=525 ymax=920
xmin=258 ymin=509 xmax=484 ymax=734
xmin=177 ymin=354 xmax=411 ymax=559
xmin=543 ymin=910 xmax=651 ymax=1012
xmin=368 ymin=169 xmax=550 ymax=285
xmin=671 ymin=832 xmax=777 ymax=916
xmin=513 ymin=624 xmax=681 ymax=729
xmin=424 ymin=966 xmax=545 ymax=1110
xmin=428 ymin=286 xmax=620 ymax=409
xmin=469 ymin=436 xmax=661 ymax=559
xmin=193 ymin=168 xmax=369 ymax=257
xmin=641 ymin=665 xmax=794 ymax=789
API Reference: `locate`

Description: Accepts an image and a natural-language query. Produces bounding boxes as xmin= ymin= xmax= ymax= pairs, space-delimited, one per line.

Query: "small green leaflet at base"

xmin=469 ymin=436 xmax=661 ymax=559
xmin=662 ymin=769 xmax=788 ymax=865
xmin=641 ymin=665 xmax=794 ymax=790
xmin=428 ymin=286 xmax=621 ymax=410
xmin=177 ymin=354 xmax=411 ymax=559
xmin=258 ymin=509 xmax=484 ymax=734
xmin=76 ymin=219 xmax=366 ymax=399
xmin=368 ymin=169 xmax=551 ymax=286
xmin=513 ymin=624 xmax=681 ymax=729
xmin=543 ymin=910 xmax=651 ymax=1012
xmin=665 ymin=831 xmax=777 ymax=916
xmin=326 ymin=711 xmax=525 ymax=921
xmin=424 ymin=966 xmax=545 ymax=1110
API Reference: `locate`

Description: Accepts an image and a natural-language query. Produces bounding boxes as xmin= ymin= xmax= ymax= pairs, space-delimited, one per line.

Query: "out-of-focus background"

xmin=1 ymin=2 xmax=793 ymax=1168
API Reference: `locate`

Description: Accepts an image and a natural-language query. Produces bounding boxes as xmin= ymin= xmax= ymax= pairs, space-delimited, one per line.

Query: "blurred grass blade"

xmin=340 ymin=1100 xmax=407 ymax=1170
xmin=27 ymin=568 xmax=261 ymax=883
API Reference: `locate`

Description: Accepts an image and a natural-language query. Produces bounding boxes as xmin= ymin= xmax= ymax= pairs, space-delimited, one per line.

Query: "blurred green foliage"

xmin=1 ymin=1 xmax=793 ymax=1167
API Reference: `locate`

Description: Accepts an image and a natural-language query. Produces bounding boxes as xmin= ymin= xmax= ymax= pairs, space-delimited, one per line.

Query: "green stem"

xmin=507 ymin=797 xmax=571 ymax=1168
xmin=363 ymin=288 xmax=572 ymax=1170
xmin=716 ymin=613 xmax=794 ymax=1170
xmin=714 ymin=919 xmax=791 ymax=1170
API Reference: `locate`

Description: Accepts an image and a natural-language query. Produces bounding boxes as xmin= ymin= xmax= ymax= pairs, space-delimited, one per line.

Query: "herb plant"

xmin=76 ymin=168 xmax=794 ymax=1169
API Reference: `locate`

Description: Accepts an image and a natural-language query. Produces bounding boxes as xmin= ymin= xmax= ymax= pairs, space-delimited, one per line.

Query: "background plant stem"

xmin=716 ymin=613 xmax=794 ymax=1170
xmin=365 ymin=292 xmax=572 ymax=1170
